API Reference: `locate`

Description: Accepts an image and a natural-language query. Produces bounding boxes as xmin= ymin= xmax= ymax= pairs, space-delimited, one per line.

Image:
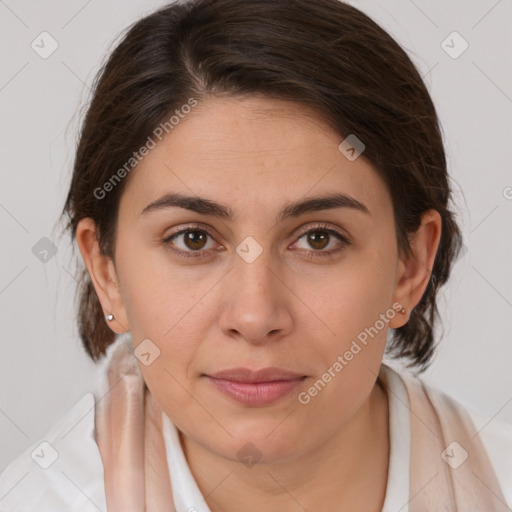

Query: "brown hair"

xmin=61 ymin=0 xmax=463 ymax=372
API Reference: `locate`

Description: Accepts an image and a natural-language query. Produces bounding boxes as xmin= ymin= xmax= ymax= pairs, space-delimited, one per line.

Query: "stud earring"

xmin=400 ymin=307 xmax=406 ymax=314
xmin=106 ymin=313 xmax=115 ymax=321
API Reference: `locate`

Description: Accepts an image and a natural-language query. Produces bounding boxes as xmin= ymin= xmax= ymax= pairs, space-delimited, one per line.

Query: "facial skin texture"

xmin=77 ymin=95 xmax=441 ymax=511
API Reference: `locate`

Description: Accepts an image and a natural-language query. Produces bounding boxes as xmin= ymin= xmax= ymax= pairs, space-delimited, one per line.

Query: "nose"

xmin=217 ymin=243 xmax=294 ymax=345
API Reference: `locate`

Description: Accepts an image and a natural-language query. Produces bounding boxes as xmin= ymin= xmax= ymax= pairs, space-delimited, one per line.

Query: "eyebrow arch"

xmin=140 ymin=192 xmax=370 ymax=220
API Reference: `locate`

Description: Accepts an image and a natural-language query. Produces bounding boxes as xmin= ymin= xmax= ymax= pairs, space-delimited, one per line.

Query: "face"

xmin=95 ymin=96 xmax=410 ymax=463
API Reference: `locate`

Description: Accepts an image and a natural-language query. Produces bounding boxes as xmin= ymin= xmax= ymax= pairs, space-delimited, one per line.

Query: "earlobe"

xmin=75 ymin=218 xmax=130 ymax=334
xmin=389 ymin=209 xmax=442 ymax=328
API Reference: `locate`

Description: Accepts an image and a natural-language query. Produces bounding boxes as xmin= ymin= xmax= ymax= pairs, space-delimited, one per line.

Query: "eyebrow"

xmin=140 ymin=192 xmax=370 ymax=221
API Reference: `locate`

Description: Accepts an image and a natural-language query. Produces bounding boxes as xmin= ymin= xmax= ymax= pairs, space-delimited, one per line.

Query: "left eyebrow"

xmin=278 ymin=193 xmax=371 ymax=221
xmin=139 ymin=192 xmax=371 ymax=220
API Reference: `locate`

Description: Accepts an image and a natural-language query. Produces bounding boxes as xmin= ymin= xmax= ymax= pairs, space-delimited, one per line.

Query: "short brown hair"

xmin=61 ymin=0 xmax=463 ymax=372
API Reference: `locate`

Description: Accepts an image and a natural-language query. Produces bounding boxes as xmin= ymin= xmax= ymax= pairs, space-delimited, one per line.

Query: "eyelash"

xmin=161 ymin=223 xmax=351 ymax=260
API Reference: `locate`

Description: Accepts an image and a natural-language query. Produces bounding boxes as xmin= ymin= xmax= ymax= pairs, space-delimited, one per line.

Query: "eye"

xmin=292 ymin=224 xmax=351 ymax=258
xmin=162 ymin=222 xmax=351 ymax=260
xmin=162 ymin=225 xmax=220 ymax=259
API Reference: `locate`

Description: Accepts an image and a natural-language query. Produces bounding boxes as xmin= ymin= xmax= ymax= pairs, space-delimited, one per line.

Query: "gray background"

xmin=1 ymin=0 xmax=511 ymax=473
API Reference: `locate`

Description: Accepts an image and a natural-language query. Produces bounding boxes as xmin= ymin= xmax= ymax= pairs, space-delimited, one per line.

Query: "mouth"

xmin=204 ymin=367 xmax=307 ymax=407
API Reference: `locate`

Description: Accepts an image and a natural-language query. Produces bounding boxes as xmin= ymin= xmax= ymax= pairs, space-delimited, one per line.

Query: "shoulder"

xmin=0 ymin=392 xmax=106 ymax=512
xmin=384 ymin=364 xmax=512 ymax=508
xmin=450 ymin=394 xmax=512 ymax=507
xmin=413 ymin=375 xmax=512 ymax=468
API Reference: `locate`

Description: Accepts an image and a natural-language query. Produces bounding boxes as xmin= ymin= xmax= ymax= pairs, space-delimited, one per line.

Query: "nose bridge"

xmin=218 ymin=234 xmax=293 ymax=341
xmin=232 ymin=234 xmax=277 ymax=298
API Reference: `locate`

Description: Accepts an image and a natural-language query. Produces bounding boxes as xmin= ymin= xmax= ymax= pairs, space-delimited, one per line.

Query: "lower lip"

xmin=205 ymin=376 xmax=306 ymax=406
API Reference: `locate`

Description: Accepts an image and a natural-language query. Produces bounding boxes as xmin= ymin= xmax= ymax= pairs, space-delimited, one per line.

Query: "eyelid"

xmin=162 ymin=223 xmax=220 ymax=247
xmin=163 ymin=222 xmax=218 ymax=239
xmin=294 ymin=221 xmax=350 ymax=240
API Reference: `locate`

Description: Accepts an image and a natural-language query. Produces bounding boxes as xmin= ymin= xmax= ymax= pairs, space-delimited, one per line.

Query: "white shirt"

xmin=1 ymin=365 xmax=511 ymax=511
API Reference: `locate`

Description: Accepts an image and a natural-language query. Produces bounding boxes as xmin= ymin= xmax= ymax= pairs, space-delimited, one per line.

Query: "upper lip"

xmin=207 ymin=367 xmax=306 ymax=383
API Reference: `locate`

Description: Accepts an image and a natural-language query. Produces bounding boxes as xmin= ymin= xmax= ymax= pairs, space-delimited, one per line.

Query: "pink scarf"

xmin=94 ymin=338 xmax=173 ymax=511
xmin=94 ymin=336 xmax=508 ymax=511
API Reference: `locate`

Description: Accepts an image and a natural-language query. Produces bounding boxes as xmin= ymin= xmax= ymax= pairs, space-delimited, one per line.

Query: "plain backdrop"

xmin=1 ymin=0 xmax=511 ymax=473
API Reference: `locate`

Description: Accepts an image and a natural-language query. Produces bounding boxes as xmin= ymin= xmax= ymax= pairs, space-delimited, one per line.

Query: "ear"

xmin=75 ymin=218 xmax=130 ymax=334
xmin=389 ymin=209 xmax=442 ymax=329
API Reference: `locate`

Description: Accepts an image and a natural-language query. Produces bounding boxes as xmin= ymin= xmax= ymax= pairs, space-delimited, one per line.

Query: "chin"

xmin=207 ymin=421 xmax=306 ymax=465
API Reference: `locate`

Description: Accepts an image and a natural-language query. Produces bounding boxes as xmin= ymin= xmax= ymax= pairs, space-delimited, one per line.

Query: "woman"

xmin=1 ymin=0 xmax=511 ymax=510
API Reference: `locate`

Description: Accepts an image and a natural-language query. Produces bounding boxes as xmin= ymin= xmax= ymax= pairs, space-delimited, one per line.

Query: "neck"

xmin=180 ymin=378 xmax=390 ymax=512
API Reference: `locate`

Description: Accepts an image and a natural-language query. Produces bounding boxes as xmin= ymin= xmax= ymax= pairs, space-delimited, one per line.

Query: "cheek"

xmin=292 ymin=247 xmax=396 ymax=420
xmin=312 ymin=249 xmax=395 ymax=348
xmin=116 ymin=235 xmax=204 ymax=335
xmin=119 ymin=260 xmax=209 ymax=423
xmin=294 ymin=258 xmax=394 ymax=427
xmin=114 ymin=252 xmax=211 ymax=412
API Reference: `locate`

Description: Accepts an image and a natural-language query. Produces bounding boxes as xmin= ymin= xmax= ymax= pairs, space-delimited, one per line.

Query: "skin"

xmin=77 ymin=95 xmax=441 ymax=511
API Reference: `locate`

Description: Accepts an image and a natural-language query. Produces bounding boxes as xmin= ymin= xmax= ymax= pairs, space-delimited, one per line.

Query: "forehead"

xmin=119 ymin=96 xmax=393 ymax=223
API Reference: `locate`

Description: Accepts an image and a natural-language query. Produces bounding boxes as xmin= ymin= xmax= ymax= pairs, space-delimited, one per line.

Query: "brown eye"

xmin=305 ymin=230 xmax=330 ymax=250
xmin=182 ymin=230 xmax=209 ymax=250
xmin=163 ymin=227 xmax=218 ymax=258
xmin=293 ymin=225 xmax=351 ymax=258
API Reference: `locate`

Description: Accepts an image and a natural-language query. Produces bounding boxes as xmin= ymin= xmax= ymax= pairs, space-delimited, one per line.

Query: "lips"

xmin=209 ymin=367 xmax=305 ymax=383
xmin=205 ymin=367 xmax=307 ymax=407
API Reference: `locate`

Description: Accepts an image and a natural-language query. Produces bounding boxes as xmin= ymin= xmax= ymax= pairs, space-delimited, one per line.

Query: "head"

xmin=62 ymin=0 xmax=462 ymax=463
